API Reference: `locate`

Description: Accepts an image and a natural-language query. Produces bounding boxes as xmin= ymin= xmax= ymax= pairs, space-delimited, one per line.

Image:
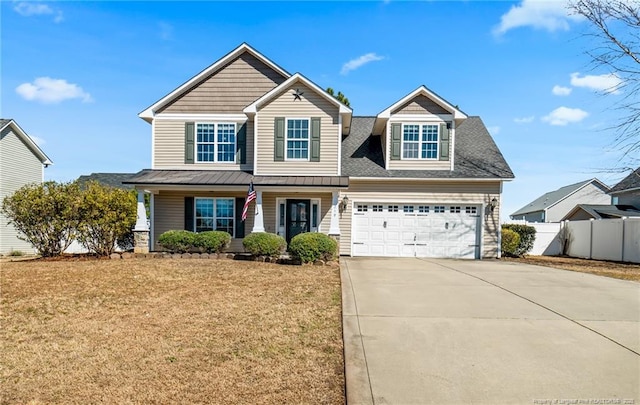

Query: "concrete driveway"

xmin=341 ymin=258 xmax=640 ymax=405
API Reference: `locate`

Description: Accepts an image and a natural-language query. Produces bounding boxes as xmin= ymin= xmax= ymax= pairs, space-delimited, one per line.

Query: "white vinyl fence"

xmin=505 ymin=218 xmax=640 ymax=263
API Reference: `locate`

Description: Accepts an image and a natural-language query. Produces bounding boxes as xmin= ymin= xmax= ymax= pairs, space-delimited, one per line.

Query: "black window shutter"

xmin=236 ymin=122 xmax=247 ymax=164
xmin=185 ymin=123 xmax=195 ymax=164
xmin=274 ymin=117 xmax=285 ymax=161
xmin=439 ymin=123 xmax=450 ymax=161
xmin=390 ymin=123 xmax=401 ymax=160
xmin=185 ymin=197 xmax=194 ymax=231
xmin=310 ymin=117 xmax=321 ymax=162
xmin=235 ymin=197 xmax=245 ymax=238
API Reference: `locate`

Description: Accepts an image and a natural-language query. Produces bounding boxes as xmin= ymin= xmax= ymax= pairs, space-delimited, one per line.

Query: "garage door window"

xmin=465 ymin=206 xmax=478 ymax=214
xmin=434 ymin=206 xmax=445 ymax=213
xmin=403 ymin=205 xmax=414 ymax=213
xmin=372 ymin=205 xmax=383 ymax=212
xmin=450 ymin=206 xmax=461 ymax=213
xmin=418 ymin=206 xmax=429 ymax=213
xmin=357 ymin=204 xmax=368 ymax=212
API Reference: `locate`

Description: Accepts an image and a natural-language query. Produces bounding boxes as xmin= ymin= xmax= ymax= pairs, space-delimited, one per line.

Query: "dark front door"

xmin=286 ymin=199 xmax=311 ymax=243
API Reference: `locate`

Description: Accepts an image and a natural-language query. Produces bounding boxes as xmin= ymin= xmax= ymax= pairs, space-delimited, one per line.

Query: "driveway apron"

xmin=341 ymin=258 xmax=640 ymax=405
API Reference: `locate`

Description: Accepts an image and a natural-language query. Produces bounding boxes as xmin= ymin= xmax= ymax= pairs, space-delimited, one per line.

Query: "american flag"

xmin=242 ymin=182 xmax=256 ymax=221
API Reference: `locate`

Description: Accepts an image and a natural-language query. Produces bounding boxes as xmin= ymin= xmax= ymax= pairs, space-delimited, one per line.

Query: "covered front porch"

xmin=124 ymin=170 xmax=349 ymax=252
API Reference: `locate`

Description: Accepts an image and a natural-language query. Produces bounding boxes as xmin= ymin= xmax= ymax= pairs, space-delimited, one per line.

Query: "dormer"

xmin=374 ymin=86 xmax=467 ymax=171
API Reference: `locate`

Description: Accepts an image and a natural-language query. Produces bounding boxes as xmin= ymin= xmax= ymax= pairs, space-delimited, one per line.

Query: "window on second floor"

xmin=286 ymin=119 xmax=309 ymax=160
xmin=402 ymin=124 xmax=438 ymax=160
xmin=196 ymin=123 xmax=236 ymax=163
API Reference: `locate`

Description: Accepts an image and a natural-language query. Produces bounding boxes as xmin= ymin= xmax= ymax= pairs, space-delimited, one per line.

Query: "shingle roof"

xmin=77 ymin=173 xmax=136 ymax=189
xmin=610 ymin=167 xmax=640 ymax=193
xmin=341 ymin=116 xmax=514 ymax=179
xmin=562 ymin=204 xmax=640 ymax=220
xmin=0 ymin=119 xmax=10 ymax=128
xmin=511 ymin=179 xmax=609 ymax=217
xmin=124 ymin=170 xmax=349 ymax=188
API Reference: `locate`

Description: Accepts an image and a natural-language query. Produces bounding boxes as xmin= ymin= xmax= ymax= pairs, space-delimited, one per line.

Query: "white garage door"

xmin=352 ymin=203 xmax=481 ymax=259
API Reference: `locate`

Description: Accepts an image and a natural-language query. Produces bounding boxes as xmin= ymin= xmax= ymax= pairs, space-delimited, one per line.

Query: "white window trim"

xmin=401 ymin=123 xmax=439 ymax=161
xmin=194 ymin=197 xmax=235 ymax=237
xmin=195 ymin=122 xmax=237 ymax=164
xmin=284 ymin=117 xmax=311 ymax=162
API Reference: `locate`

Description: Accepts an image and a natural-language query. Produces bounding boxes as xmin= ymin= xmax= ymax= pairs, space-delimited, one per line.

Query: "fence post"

xmin=589 ymin=218 xmax=594 ymax=260
xmin=621 ymin=217 xmax=627 ymax=262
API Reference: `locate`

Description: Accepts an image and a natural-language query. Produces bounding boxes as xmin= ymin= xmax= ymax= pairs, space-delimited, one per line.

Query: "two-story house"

xmin=125 ymin=43 xmax=514 ymax=259
xmin=1 ymin=119 xmax=53 ymax=255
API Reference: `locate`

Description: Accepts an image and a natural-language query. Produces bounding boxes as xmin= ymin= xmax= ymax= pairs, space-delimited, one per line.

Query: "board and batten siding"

xmin=256 ymin=83 xmax=340 ymax=176
xmin=0 ymin=126 xmax=44 ymax=254
xmin=391 ymin=94 xmax=449 ymax=115
xmin=338 ymin=180 xmax=502 ymax=258
xmin=153 ymin=119 xmax=254 ymax=171
xmin=158 ymin=52 xmax=287 ymax=114
xmin=153 ymin=190 xmax=254 ymax=252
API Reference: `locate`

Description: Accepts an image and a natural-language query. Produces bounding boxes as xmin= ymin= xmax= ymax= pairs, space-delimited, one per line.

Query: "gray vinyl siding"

xmin=614 ymin=190 xmax=640 ymax=208
xmin=159 ymin=53 xmax=286 ymax=114
xmin=256 ymin=82 xmax=340 ymax=176
xmin=546 ymin=183 xmax=610 ymax=222
xmin=154 ymin=119 xmax=254 ymax=171
xmin=338 ymin=180 xmax=502 ymax=258
xmin=391 ymin=94 xmax=449 ymax=115
xmin=0 ymin=127 xmax=44 ymax=254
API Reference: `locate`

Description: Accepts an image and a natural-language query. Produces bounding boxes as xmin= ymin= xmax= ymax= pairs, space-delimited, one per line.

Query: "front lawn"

xmin=0 ymin=258 xmax=344 ymax=404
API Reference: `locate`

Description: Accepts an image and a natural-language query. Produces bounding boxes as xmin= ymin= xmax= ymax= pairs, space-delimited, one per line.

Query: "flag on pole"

xmin=242 ymin=182 xmax=257 ymax=221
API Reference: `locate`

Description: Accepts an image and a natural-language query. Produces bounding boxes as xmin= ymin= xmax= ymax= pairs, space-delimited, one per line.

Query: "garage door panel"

xmin=352 ymin=203 xmax=480 ymax=259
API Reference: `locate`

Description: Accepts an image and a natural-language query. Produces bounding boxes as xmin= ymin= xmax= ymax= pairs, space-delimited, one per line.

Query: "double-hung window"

xmin=286 ymin=119 xmax=309 ymax=160
xmin=195 ymin=198 xmax=235 ymax=236
xmin=402 ymin=124 xmax=439 ymax=160
xmin=196 ymin=123 xmax=236 ymax=163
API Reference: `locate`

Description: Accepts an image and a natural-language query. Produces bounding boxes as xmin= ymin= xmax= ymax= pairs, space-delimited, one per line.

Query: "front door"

xmin=286 ymin=199 xmax=311 ymax=243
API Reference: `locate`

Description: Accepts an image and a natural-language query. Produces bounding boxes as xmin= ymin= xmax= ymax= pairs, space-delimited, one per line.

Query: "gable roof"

xmin=0 ymin=119 xmax=53 ymax=166
xmin=561 ymin=204 xmax=640 ymax=220
xmin=76 ymin=173 xmax=136 ymax=189
xmin=341 ymin=116 xmax=513 ymax=179
xmin=138 ymin=43 xmax=290 ymax=122
xmin=373 ymin=85 xmax=467 ymax=135
xmin=243 ymin=72 xmax=352 ymax=134
xmin=610 ymin=167 xmax=640 ymax=194
xmin=511 ymin=178 xmax=610 ymax=217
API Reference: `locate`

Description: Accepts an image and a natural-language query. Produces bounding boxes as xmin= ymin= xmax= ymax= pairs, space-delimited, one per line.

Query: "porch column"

xmin=252 ymin=190 xmax=265 ymax=233
xmin=133 ymin=190 xmax=150 ymax=254
xmin=329 ymin=191 xmax=341 ymax=235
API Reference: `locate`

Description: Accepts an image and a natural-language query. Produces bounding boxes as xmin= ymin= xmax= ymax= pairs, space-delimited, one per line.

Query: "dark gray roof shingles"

xmin=77 ymin=173 xmax=137 ymax=189
xmin=510 ymin=179 xmax=609 ymax=217
xmin=341 ymin=116 xmax=514 ymax=179
xmin=610 ymin=167 xmax=640 ymax=193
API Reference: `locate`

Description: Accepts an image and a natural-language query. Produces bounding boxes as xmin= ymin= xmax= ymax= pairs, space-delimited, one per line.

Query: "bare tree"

xmin=569 ymin=0 xmax=640 ymax=165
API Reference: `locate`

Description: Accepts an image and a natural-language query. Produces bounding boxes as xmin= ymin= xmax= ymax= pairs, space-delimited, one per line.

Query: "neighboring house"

xmin=76 ymin=172 xmax=136 ymax=190
xmin=562 ymin=204 xmax=640 ymax=221
xmin=609 ymin=167 xmax=640 ymax=208
xmin=125 ymin=43 xmax=514 ymax=259
xmin=0 ymin=119 xmax=53 ymax=255
xmin=510 ymin=179 xmax=610 ymax=223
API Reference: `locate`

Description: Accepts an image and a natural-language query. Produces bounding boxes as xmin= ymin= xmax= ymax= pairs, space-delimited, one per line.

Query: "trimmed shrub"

xmin=242 ymin=232 xmax=286 ymax=258
xmin=289 ymin=232 xmax=338 ymax=263
xmin=194 ymin=231 xmax=231 ymax=253
xmin=158 ymin=230 xmax=197 ymax=253
xmin=501 ymin=228 xmax=520 ymax=257
xmin=502 ymin=224 xmax=536 ymax=256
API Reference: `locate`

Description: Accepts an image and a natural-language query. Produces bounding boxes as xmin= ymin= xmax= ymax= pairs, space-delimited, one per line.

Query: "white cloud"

xmin=542 ymin=106 xmax=588 ymax=126
xmin=552 ymin=85 xmax=572 ymax=96
xmin=514 ymin=116 xmax=535 ymax=124
xmin=341 ymin=53 xmax=384 ymax=75
xmin=487 ymin=126 xmax=501 ymax=135
xmin=570 ymin=72 xmax=623 ymax=94
xmin=16 ymin=77 xmax=93 ymax=104
xmin=493 ymin=0 xmax=581 ymax=36
xmin=13 ymin=1 xmax=63 ymax=23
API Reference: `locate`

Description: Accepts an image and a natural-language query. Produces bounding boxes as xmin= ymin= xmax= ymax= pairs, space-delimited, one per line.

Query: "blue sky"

xmin=1 ymin=0 xmax=634 ymax=220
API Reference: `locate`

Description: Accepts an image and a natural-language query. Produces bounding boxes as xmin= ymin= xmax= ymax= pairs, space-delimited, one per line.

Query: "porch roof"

xmin=123 ymin=169 xmax=349 ymax=188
